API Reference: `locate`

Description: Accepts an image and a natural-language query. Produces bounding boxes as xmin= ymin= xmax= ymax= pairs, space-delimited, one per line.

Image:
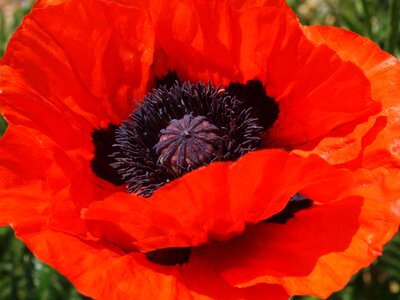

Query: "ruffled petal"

xmin=260 ymin=7 xmax=378 ymax=149
xmin=84 ymin=149 xmax=352 ymax=252
xmin=1 ymin=0 xmax=154 ymax=134
xmin=0 ymin=117 xmax=118 ymax=235
xmin=149 ymin=0 xmax=239 ymax=83
xmin=150 ymin=0 xmax=377 ymax=149
xmin=301 ymin=25 xmax=400 ymax=167
xmin=260 ymin=169 xmax=400 ymax=297
xmin=0 ymin=0 xmax=150 ymax=233
xmin=15 ymin=228 xmax=190 ymax=300
xmin=0 ymin=65 xmax=93 ymax=150
xmin=0 ymin=123 xmax=52 ymax=227
xmin=180 ymin=251 xmax=289 ymax=300
xmin=0 ymin=127 xmax=76 ymax=235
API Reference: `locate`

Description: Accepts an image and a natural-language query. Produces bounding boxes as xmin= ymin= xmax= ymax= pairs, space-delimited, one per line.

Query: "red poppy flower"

xmin=1 ymin=0 xmax=399 ymax=299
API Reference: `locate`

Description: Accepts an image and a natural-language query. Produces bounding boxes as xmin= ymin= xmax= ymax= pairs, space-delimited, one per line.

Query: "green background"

xmin=0 ymin=0 xmax=399 ymax=299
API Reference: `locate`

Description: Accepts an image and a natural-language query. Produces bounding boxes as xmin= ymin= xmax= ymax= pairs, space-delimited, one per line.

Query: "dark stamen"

xmin=227 ymin=80 xmax=279 ymax=130
xmin=111 ymin=81 xmax=264 ymax=197
xmin=91 ymin=124 xmax=124 ymax=185
xmin=155 ymin=71 xmax=181 ymax=89
xmin=91 ymin=71 xmax=280 ymax=197
xmin=265 ymin=193 xmax=313 ymax=224
xmin=145 ymin=247 xmax=192 ymax=266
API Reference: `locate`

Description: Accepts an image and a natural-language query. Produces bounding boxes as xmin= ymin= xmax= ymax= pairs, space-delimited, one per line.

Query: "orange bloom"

xmin=1 ymin=0 xmax=399 ymax=299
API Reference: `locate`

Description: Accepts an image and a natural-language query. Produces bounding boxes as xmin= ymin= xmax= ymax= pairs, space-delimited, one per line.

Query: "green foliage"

xmin=0 ymin=1 xmax=31 ymax=136
xmin=0 ymin=227 xmax=88 ymax=300
xmin=379 ymin=233 xmax=400 ymax=283
xmin=0 ymin=9 xmax=7 ymax=58
xmin=0 ymin=2 xmax=31 ymax=57
xmin=0 ymin=114 xmax=7 ymax=137
xmin=287 ymin=0 xmax=400 ymax=57
xmin=293 ymin=233 xmax=400 ymax=300
xmin=386 ymin=0 xmax=400 ymax=54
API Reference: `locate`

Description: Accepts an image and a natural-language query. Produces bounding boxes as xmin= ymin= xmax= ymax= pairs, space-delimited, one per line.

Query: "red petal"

xmin=15 ymin=228 xmax=188 ymax=300
xmin=84 ymin=150 xmax=352 ymax=251
xmin=0 ymin=0 xmax=146 ymax=233
xmin=1 ymin=0 xmax=154 ymax=133
xmin=262 ymin=170 xmax=400 ymax=297
xmin=263 ymin=23 xmax=378 ymax=148
xmin=5 ymin=121 xmax=291 ymax=299
xmin=206 ymin=195 xmax=362 ymax=285
xmin=0 ymin=123 xmax=55 ymax=227
xmin=0 ymin=66 xmax=92 ymax=150
xmin=150 ymin=0 xmax=376 ymax=149
xmin=148 ymin=0 xmax=307 ymax=84
xmin=0 ymin=119 xmax=118 ymax=234
xmin=301 ymin=26 xmax=400 ymax=168
xmin=16 ymin=227 xmax=289 ymax=299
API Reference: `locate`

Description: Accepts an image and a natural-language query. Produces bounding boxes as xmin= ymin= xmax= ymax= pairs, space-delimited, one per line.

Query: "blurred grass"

xmin=0 ymin=0 xmax=399 ymax=299
xmin=287 ymin=0 xmax=400 ymax=58
xmin=0 ymin=1 xmax=31 ymax=57
xmin=0 ymin=114 xmax=7 ymax=137
xmin=0 ymin=228 xmax=88 ymax=300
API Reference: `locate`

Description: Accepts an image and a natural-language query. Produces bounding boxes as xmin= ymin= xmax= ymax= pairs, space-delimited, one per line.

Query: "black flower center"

xmin=91 ymin=73 xmax=280 ymax=197
xmin=105 ymin=80 xmax=269 ymax=197
xmin=91 ymin=72 xmax=280 ymax=199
